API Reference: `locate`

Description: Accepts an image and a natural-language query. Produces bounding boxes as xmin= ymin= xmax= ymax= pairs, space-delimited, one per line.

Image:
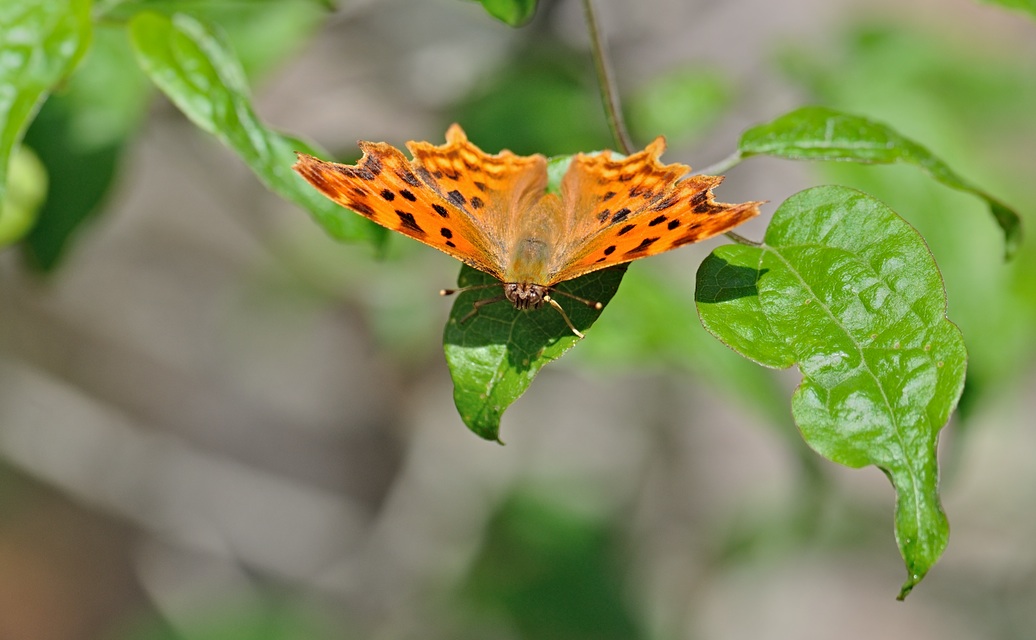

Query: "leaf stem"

xmin=581 ymin=0 xmax=633 ymax=155
xmin=724 ymin=231 xmax=761 ymax=246
xmin=697 ymin=151 xmax=743 ymax=177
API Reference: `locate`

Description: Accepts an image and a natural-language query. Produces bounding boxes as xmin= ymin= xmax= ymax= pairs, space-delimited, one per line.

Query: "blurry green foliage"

xmin=0 ymin=146 xmax=47 ymax=246
xmin=0 ymin=0 xmax=91 ymax=250
xmin=21 ymin=25 xmax=149 ymax=267
xmin=457 ymin=490 xmax=643 ymax=640
xmin=627 ymin=68 xmax=733 ymax=148
xmin=453 ymin=46 xmax=611 ymax=156
xmin=979 ymin=0 xmax=1036 ymax=19
xmin=108 ymin=594 xmax=338 ymax=640
xmin=14 ymin=0 xmax=335 ymax=270
xmin=471 ymin=0 xmax=539 ymax=27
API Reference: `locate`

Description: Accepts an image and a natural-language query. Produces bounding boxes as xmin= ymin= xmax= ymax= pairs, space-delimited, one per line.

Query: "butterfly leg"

xmin=458 ymin=294 xmax=507 ymax=324
xmin=545 ymin=297 xmax=585 ymax=340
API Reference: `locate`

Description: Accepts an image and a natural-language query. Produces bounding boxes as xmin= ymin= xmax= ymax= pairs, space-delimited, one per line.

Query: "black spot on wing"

xmin=470 ymin=196 xmax=484 ymax=210
xmin=349 ymin=202 xmax=374 ymax=217
xmin=652 ymin=196 xmax=678 ymax=211
xmin=338 ymin=165 xmax=374 ymax=181
xmin=648 ymin=215 xmax=667 ymax=226
xmin=399 ymin=189 xmax=417 ymax=202
xmin=363 ymin=154 xmax=382 ymax=176
xmin=380 ymin=189 xmax=395 ymax=201
xmin=440 ymin=227 xmax=453 ymax=239
xmin=602 ymin=191 xmax=616 ymax=201
xmin=617 ymin=224 xmax=636 ymax=236
xmin=596 ymin=208 xmax=611 ymax=223
xmin=474 ymin=181 xmax=487 ymax=192
xmin=432 ymin=203 xmax=450 ymax=218
xmin=603 ymin=245 xmax=616 ymax=255
xmin=395 ymin=210 xmax=424 ymax=234
xmin=397 ymin=169 xmax=420 ymax=187
xmin=667 ymin=219 xmax=680 ymax=230
xmin=623 ymin=236 xmax=659 ymax=256
xmin=447 ymin=190 xmax=467 ymax=207
xmin=416 ymin=167 xmax=436 ymax=185
xmin=611 ymin=208 xmax=632 ymax=224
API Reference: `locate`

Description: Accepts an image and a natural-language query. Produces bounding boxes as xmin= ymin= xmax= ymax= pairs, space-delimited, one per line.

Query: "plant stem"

xmin=724 ymin=231 xmax=761 ymax=246
xmin=697 ymin=151 xmax=743 ymax=177
xmin=581 ymin=0 xmax=633 ymax=155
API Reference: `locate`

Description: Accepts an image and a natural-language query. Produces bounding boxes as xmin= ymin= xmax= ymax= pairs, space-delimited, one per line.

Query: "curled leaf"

xmin=738 ymin=106 xmax=1022 ymax=259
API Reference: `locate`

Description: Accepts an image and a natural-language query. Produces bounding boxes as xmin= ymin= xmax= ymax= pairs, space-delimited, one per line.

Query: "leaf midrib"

xmin=765 ymin=242 xmax=924 ymax=533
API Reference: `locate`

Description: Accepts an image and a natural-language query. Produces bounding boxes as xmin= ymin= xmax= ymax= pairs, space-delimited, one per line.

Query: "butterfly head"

xmin=504 ymin=282 xmax=550 ymax=310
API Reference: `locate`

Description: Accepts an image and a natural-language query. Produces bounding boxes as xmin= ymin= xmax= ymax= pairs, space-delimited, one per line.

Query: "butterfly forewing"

xmin=294 ymin=142 xmax=505 ymax=278
xmin=546 ymin=140 xmax=763 ymax=285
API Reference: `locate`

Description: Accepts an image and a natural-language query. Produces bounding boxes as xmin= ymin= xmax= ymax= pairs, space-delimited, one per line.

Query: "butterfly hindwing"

xmin=406 ymin=125 xmax=549 ymax=240
xmin=548 ymin=139 xmax=763 ymax=284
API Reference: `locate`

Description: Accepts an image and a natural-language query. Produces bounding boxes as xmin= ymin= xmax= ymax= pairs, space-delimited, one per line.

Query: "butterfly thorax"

xmin=504 ymin=282 xmax=550 ymax=310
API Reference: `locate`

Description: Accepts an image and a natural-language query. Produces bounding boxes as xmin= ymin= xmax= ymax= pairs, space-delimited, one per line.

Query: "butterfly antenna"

xmin=545 ymin=297 xmax=586 ymax=340
xmin=440 ymin=283 xmax=501 ymax=297
xmin=551 ymin=288 xmax=603 ymax=310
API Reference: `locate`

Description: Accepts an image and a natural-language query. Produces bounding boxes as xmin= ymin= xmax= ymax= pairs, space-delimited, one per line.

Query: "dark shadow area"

xmin=694 ymin=254 xmax=767 ymax=303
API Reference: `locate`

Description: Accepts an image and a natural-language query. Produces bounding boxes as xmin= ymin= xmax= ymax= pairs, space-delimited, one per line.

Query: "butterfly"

xmin=293 ymin=125 xmax=762 ymax=337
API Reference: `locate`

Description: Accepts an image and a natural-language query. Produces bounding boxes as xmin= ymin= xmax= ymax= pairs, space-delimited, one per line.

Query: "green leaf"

xmin=444 ymin=264 xmax=625 ymax=442
xmin=0 ymin=0 xmax=91 ymax=245
xmin=472 ymin=0 xmax=538 ymax=26
xmin=738 ymin=106 xmax=1022 ymax=259
xmin=696 ymin=185 xmax=967 ymax=598
xmin=980 ymin=0 xmax=1036 ymax=19
xmin=128 ymin=11 xmax=383 ymax=245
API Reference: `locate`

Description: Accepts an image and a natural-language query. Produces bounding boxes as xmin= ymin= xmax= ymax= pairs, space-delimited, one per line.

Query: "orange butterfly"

xmin=293 ymin=125 xmax=761 ymax=337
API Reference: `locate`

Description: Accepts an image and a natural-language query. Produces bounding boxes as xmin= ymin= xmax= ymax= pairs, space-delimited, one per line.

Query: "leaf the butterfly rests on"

xmin=293 ymin=124 xmax=762 ymax=335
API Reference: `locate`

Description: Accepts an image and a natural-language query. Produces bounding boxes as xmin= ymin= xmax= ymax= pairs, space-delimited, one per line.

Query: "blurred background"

xmin=2 ymin=0 xmax=1036 ymax=637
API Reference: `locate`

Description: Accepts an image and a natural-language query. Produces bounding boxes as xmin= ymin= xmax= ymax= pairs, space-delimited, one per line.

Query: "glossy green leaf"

xmin=980 ymin=0 xmax=1036 ymax=19
xmin=445 ymin=263 xmax=625 ymax=441
xmin=0 ymin=0 xmax=91 ymax=245
xmin=473 ymin=0 xmax=538 ymax=26
xmin=128 ymin=11 xmax=382 ymax=245
xmin=696 ymin=185 xmax=967 ymax=598
xmin=738 ymin=106 xmax=1022 ymax=259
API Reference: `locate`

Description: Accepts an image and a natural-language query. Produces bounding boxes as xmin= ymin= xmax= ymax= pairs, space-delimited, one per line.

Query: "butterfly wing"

xmin=293 ymin=125 xmax=547 ymax=282
xmin=545 ymin=138 xmax=763 ymax=285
